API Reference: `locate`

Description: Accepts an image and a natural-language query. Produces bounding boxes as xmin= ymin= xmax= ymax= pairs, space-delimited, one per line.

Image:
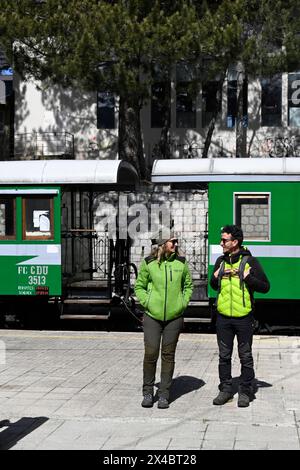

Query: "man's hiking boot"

xmin=157 ymin=397 xmax=169 ymax=409
xmin=141 ymin=394 xmax=153 ymax=408
xmin=213 ymin=391 xmax=233 ymax=405
xmin=237 ymin=393 xmax=250 ymax=408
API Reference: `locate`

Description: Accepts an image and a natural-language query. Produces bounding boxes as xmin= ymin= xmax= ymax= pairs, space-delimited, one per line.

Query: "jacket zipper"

xmin=170 ymin=266 xmax=172 ymax=282
xmin=146 ymin=286 xmax=152 ymax=309
xmin=164 ymin=261 xmax=168 ymax=321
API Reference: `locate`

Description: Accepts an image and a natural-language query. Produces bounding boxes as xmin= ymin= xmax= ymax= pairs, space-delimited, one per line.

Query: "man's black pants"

xmin=216 ymin=312 xmax=255 ymax=395
xmin=143 ymin=313 xmax=183 ymax=400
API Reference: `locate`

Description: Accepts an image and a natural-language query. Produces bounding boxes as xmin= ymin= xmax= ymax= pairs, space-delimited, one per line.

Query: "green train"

xmin=152 ymin=157 xmax=300 ymax=324
xmin=0 ymin=185 xmax=61 ymax=297
xmin=1 ymin=157 xmax=300 ymax=327
xmin=0 ymin=159 xmax=138 ymax=326
xmin=208 ymin=180 xmax=300 ymax=301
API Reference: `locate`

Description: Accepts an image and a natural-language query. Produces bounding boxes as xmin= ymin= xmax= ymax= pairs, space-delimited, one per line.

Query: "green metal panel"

xmin=0 ymin=186 xmax=61 ymax=296
xmin=208 ymin=182 xmax=300 ymax=300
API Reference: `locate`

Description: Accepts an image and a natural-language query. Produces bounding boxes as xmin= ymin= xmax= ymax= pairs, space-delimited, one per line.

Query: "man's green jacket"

xmin=135 ymin=253 xmax=193 ymax=321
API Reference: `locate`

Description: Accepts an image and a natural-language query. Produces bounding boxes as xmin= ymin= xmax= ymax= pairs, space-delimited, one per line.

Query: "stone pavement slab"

xmin=0 ymin=329 xmax=299 ymax=450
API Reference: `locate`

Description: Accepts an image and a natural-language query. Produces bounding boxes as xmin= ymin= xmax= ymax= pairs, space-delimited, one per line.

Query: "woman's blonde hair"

xmin=150 ymin=243 xmax=183 ymax=263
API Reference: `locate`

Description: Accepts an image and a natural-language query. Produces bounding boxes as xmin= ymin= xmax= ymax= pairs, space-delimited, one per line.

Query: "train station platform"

xmin=0 ymin=328 xmax=299 ymax=451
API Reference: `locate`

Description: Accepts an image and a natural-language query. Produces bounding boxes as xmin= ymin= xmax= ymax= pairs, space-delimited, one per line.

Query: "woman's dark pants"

xmin=216 ymin=313 xmax=255 ymax=396
xmin=143 ymin=314 xmax=183 ymax=400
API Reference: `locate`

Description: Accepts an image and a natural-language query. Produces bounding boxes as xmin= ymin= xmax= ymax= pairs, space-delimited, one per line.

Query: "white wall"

xmin=14 ymin=77 xmax=118 ymax=159
xmin=14 ymin=71 xmax=300 ymax=161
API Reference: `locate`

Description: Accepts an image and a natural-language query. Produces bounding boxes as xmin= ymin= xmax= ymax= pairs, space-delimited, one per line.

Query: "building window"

xmin=0 ymin=197 xmax=15 ymax=239
xmin=176 ymin=82 xmax=196 ymax=128
xmin=97 ymin=91 xmax=115 ymax=129
xmin=176 ymin=63 xmax=196 ymax=128
xmin=23 ymin=197 xmax=53 ymax=240
xmin=227 ymin=80 xmax=237 ymax=128
xmin=151 ymin=81 xmax=171 ymax=128
xmin=202 ymin=81 xmax=221 ymax=128
xmin=227 ymin=78 xmax=248 ymax=128
xmin=235 ymin=193 xmax=270 ymax=241
xmin=0 ymin=81 xmax=5 ymax=106
xmin=288 ymin=73 xmax=300 ymax=126
xmin=261 ymin=75 xmax=282 ymax=126
xmin=0 ymin=109 xmax=4 ymax=133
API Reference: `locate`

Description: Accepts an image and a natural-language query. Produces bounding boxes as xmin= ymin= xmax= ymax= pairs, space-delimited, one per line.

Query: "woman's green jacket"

xmin=134 ymin=253 xmax=193 ymax=321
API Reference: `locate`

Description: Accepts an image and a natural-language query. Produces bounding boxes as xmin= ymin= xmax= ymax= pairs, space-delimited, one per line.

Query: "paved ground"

xmin=0 ymin=328 xmax=300 ymax=451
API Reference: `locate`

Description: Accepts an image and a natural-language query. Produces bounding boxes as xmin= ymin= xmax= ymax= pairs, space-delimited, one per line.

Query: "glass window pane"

xmin=24 ymin=197 xmax=53 ymax=239
xmin=176 ymin=81 xmax=196 ymax=128
xmin=0 ymin=198 xmax=15 ymax=238
xmin=0 ymin=109 xmax=4 ymax=132
xmin=235 ymin=194 xmax=270 ymax=241
xmin=261 ymin=75 xmax=282 ymax=126
xmin=97 ymin=91 xmax=115 ymax=129
xmin=151 ymin=82 xmax=171 ymax=128
xmin=227 ymin=80 xmax=237 ymax=128
xmin=202 ymin=81 xmax=222 ymax=128
xmin=288 ymin=73 xmax=300 ymax=126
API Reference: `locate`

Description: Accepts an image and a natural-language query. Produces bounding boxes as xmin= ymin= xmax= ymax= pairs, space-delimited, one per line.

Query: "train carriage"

xmin=1 ymin=157 xmax=300 ymax=328
xmin=0 ymin=159 xmax=138 ymax=325
xmin=152 ymin=157 xmax=300 ymax=321
xmin=0 ymin=184 xmax=61 ymax=297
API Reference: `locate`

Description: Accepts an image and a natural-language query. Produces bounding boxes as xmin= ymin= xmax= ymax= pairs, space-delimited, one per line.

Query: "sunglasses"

xmin=169 ymin=239 xmax=178 ymax=246
xmin=220 ymin=238 xmax=233 ymax=244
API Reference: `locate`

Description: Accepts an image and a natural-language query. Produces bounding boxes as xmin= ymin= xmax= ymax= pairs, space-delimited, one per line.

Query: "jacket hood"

xmin=223 ymin=246 xmax=252 ymax=264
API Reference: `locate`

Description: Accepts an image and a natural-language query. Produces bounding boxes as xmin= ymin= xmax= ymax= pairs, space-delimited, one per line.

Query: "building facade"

xmin=0 ymin=50 xmax=14 ymax=159
xmin=3 ymin=67 xmax=300 ymax=290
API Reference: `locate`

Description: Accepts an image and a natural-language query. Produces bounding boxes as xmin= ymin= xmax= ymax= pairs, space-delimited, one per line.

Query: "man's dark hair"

xmin=221 ymin=225 xmax=243 ymax=247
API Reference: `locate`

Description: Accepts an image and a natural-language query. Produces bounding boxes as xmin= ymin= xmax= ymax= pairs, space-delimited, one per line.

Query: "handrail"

xmin=14 ymin=131 xmax=74 ymax=159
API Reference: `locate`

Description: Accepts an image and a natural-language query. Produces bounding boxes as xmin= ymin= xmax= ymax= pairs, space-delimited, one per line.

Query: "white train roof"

xmin=0 ymin=159 xmax=138 ymax=185
xmin=152 ymin=158 xmax=300 ymax=182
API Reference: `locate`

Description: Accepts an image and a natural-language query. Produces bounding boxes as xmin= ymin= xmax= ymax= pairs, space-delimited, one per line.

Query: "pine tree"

xmin=1 ymin=1 xmax=300 ymax=169
xmin=0 ymin=0 xmax=201 ymax=177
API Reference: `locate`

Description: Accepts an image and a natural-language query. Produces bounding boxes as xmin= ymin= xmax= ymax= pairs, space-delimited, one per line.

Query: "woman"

xmin=134 ymin=230 xmax=193 ymax=409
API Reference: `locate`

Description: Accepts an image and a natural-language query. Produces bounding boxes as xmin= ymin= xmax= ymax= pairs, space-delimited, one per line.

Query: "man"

xmin=210 ymin=225 xmax=270 ymax=407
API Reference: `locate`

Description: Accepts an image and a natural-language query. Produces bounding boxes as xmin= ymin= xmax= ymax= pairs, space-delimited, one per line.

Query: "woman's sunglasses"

xmin=169 ymin=239 xmax=178 ymax=246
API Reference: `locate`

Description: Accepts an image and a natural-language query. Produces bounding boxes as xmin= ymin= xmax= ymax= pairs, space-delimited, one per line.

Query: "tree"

xmin=1 ymin=0 xmax=300 ymax=170
xmin=0 ymin=0 xmax=201 ymax=178
xmin=198 ymin=0 xmax=300 ymax=157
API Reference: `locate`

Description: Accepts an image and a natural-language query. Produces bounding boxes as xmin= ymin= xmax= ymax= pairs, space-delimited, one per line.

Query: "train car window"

xmin=0 ymin=197 xmax=15 ymax=239
xmin=23 ymin=197 xmax=53 ymax=240
xmin=235 ymin=193 xmax=270 ymax=241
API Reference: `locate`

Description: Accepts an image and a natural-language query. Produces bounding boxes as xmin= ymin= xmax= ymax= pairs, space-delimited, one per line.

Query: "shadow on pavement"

xmin=0 ymin=416 xmax=48 ymax=450
xmin=230 ymin=377 xmax=272 ymax=403
xmin=168 ymin=375 xmax=205 ymax=403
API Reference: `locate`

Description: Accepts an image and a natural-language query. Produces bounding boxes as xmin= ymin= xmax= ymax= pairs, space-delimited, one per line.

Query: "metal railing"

xmin=14 ymin=131 xmax=74 ymax=159
xmin=180 ymin=235 xmax=208 ymax=281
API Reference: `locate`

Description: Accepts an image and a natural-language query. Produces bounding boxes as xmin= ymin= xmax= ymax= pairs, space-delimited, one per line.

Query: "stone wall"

xmin=93 ymin=185 xmax=208 ymax=280
xmin=0 ymin=203 xmax=5 ymax=235
xmin=240 ymin=203 xmax=269 ymax=240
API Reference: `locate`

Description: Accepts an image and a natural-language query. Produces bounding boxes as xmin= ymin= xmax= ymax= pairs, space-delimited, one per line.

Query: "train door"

xmin=61 ymin=189 xmax=93 ymax=283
